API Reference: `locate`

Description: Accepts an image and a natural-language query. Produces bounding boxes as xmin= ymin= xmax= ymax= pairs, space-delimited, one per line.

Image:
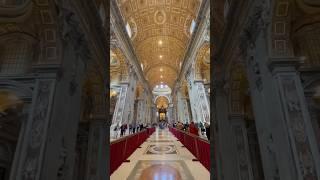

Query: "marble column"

xmin=229 ymin=114 xmax=254 ymax=180
xmin=152 ymin=107 xmax=157 ymax=124
xmin=167 ymin=104 xmax=173 ymax=123
xmin=72 ymin=129 xmax=88 ymax=180
xmin=136 ymin=98 xmax=145 ymax=125
xmin=194 ymin=80 xmax=210 ymax=123
xmin=268 ymin=58 xmax=320 ymax=179
xmin=122 ymin=71 xmax=137 ymax=126
xmin=9 ymin=78 xmax=56 ymax=180
xmin=111 ymin=83 xmax=129 ymax=129
xmin=214 ymin=80 xmax=240 ymax=180
xmin=9 ymin=104 xmax=31 ymax=180
xmin=186 ymin=81 xmax=197 ymax=122
xmin=241 ymin=25 xmax=320 ymax=179
xmin=85 ymin=119 xmax=108 ymax=180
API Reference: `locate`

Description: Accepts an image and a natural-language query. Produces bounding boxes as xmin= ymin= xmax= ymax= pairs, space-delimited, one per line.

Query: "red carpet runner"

xmin=169 ymin=127 xmax=210 ymax=171
xmin=110 ymin=127 xmax=156 ymax=175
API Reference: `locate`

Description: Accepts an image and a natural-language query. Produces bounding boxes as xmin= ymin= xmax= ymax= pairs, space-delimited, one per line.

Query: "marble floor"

xmin=111 ymin=128 xmax=210 ymax=180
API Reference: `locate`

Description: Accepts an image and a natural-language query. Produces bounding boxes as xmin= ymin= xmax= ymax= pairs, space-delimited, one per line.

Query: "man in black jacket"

xmin=205 ymin=122 xmax=210 ymax=140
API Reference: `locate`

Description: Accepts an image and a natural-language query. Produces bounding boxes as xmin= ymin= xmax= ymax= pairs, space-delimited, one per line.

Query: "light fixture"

xmin=160 ymin=85 xmax=163 ymax=88
xmin=158 ymin=40 xmax=163 ymax=45
xmin=160 ymin=68 xmax=163 ymax=72
xmin=110 ymin=90 xmax=117 ymax=97
xmin=160 ymin=75 xmax=163 ymax=78
xmin=159 ymin=55 xmax=163 ymax=59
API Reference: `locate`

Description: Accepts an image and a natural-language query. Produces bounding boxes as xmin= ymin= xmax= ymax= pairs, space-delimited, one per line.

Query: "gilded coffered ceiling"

xmin=117 ymin=0 xmax=202 ymax=89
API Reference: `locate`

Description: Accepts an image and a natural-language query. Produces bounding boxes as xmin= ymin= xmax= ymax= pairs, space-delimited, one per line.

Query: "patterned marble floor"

xmin=111 ymin=128 xmax=210 ymax=180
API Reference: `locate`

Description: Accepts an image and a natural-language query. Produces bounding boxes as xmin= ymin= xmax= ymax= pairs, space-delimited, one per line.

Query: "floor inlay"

xmin=127 ymin=160 xmax=194 ymax=180
xmin=148 ymin=140 xmax=173 ymax=142
xmin=145 ymin=145 xmax=177 ymax=154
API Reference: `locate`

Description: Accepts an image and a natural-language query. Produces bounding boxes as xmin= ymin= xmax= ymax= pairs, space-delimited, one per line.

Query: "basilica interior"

xmin=0 ymin=0 xmax=319 ymax=180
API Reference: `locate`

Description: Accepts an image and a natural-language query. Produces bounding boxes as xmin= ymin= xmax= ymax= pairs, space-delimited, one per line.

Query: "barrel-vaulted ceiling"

xmin=116 ymin=0 xmax=202 ymax=89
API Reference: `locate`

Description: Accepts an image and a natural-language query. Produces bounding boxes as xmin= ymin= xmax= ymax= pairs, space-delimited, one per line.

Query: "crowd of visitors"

xmin=113 ymin=123 xmax=148 ymax=138
xmin=113 ymin=121 xmax=210 ymax=141
xmin=173 ymin=121 xmax=210 ymax=140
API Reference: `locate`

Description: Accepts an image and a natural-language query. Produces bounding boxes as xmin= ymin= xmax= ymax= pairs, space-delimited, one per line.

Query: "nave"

xmin=111 ymin=128 xmax=210 ymax=180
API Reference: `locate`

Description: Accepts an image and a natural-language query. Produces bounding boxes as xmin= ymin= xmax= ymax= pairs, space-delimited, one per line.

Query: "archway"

xmin=0 ymin=80 xmax=32 ymax=180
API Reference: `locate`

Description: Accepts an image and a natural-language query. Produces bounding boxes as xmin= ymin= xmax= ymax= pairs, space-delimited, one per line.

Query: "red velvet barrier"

xmin=184 ymin=134 xmax=197 ymax=157
xmin=110 ymin=128 xmax=154 ymax=175
xmin=110 ymin=138 xmax=126 ymax=174
xmin=169 ymin=127 xmax=210 ymax=171
xmin=197 ymin=138 xmax=210 ymax=170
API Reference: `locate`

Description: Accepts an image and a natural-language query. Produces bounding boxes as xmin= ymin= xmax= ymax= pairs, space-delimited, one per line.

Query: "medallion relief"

xmin=154 ymin=10 xmax=166 ymax=25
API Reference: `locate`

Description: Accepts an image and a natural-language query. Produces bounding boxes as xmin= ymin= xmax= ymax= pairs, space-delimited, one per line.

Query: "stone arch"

xmin=154 ymin=95 xmax=171 ymax=105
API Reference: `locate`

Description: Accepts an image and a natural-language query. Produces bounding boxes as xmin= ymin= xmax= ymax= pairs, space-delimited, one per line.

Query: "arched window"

xmin=0 ymin=36 xmax=34 ymax=75
xmin=190 ymin=19 xmax=196 ymax=34
xmin=126 ymin=22 xmax=132 ymax=38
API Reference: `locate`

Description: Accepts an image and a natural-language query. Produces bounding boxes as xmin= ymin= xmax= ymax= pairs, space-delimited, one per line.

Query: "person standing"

xmin=114 ymin=124 xmax=119 ymax=138
xmin=205 ymin=122 xmax=210 ymax=140
xmin=129 ymin=124 xmax=133 ymax=134
xmin=120 ymin=124 xmax=125 ymax=137
xmin=189 ymin=121 xmax=199 ymax=136
xmin=132 ymin=123 xmax=136 ymax=133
